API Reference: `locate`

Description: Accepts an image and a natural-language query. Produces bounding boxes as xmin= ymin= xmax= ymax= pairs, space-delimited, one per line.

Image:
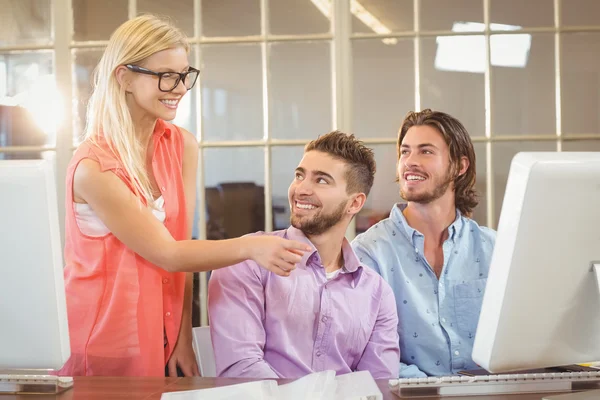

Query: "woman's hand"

xmin=167 ymin=330 xmax=200 ymax=377
xmin=246 ymin=236 xmax=311 ymax=276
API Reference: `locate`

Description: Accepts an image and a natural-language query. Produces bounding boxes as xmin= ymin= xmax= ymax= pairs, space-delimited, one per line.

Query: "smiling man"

xmin=352 ymin=109 xmax=496 ymax=378
xmin=208 ymin=131 xmax=400 ymax=379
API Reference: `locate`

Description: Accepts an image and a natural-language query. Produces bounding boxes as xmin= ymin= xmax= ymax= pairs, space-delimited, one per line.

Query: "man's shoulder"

xmin=353 ymin=217 xmax=397 ymax=245
xmin=355 ymin=265 xmax=396 ymax=301
xmin=357 ymin=263 xmax=389 ymax=283
xmin=243 ymin=229 xmax=288 ymax=239
xmin=461 ymin=217 xmax=497 ymax=245
xmin=210 ymin=230 xmax=289 ymax=279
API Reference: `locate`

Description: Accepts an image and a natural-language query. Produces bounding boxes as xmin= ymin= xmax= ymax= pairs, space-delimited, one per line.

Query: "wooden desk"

xmin=3 ymin=377 xmax=569 ymax=400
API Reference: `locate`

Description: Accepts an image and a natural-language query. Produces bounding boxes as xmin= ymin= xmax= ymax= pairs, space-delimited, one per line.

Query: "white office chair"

xmin=191 ymin=326 xmax=217 ymax=377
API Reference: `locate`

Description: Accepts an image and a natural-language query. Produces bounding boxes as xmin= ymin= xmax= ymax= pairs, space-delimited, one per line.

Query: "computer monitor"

xmin=472 ymin=152 xmax=600 ymax=373
xmin=0 ymin=158 xmax=70 ymax=370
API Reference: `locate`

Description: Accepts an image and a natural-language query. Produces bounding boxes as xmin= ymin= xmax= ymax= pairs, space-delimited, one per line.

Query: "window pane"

xmin=562 ymin=140 xmax=600 ymax=152
xmin=492 ymin=141 xmax=556 ymax=228
xmin=0 ymin=52 xmax=56 ymax=148
xmin=0 ymin=0 xmax=52 ymax=45
xmin=269 ymin=0 xmax=330 ymax=35
xmin=270 ymin=42 xmax=332 ymax=140
xmin=352 ymin=39 xmax=414 ymax=139
xmin=492 ymin=33 xmax=555 ymax=136
xmin=201 ymin=44 xmax=263 ymax=141
xmin=561 ymin=33 xmax=600 ymax=135
xmin=357 ymin=144 xmax=397 ymax=234
xmin=420 ymin=0 xmax=483 ymax=32
xmin=352 ymin=0 xmax=413 ymax=33
xmin=72 ymin=48 xmax=103 ymax=145
xmin=73 ymin=0 xmax=128 ymax=41
xmin=271 ymin=146 xmax=303 ymax=231
xmin=420 ymin=36 xmax=485 ymax=136
xmin=138 ymin=0 xmax=194 ymax=37
xmin=561 ymin=0 xmax=600 ymax=27
xmin=490 ymin=0 xmax=554 ymax=30
xmin=202 ymin=0 xmax=260 ymax=37
xmin=204 ymin=147 xmax=265 ymax=238
xmin=0 ymin=150 xmax=55 ymax=161
xmin=472 ymin=142 xmax=487 ymax=227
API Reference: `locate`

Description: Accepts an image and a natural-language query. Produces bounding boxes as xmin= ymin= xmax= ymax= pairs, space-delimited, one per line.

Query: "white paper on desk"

xmin=159 ymin=370 xmax=382 ymax=400
xmin=334 ymin=370 xmax=383 ymax=400
xmin=159 ymin=380 xmax=279 ymax=400
xmin=278 ymin=370 xmax=337 ymax=400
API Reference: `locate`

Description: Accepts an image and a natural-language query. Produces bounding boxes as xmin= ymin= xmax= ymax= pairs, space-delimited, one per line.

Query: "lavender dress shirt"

xmin=208 ymin=226 xmax=400 ymax=379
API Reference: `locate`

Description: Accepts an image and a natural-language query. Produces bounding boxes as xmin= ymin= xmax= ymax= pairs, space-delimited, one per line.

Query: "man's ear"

xmin=115 ymin=65 xmax=131 ymax=91
xmin=458 ymin=156 xmax=469 ymax=177
xmin=347 ymin=192 xmax=367 ymax=217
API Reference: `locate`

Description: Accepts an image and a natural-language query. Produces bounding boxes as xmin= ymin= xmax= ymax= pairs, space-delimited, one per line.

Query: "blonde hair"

xmin=85 ymin=14 xmax=190 ymax=204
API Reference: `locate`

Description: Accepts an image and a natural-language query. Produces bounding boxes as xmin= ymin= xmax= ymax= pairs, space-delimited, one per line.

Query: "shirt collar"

xmin=285 ymin=226 xmax=365 ymax=287
xmin=153 ymin=119 xmax=172 ymax=139
xmin=391 ymin=203 xmax=464 ymax=243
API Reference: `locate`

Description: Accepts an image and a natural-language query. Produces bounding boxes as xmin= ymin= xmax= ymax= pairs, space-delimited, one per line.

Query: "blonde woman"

xmin=60 ymin=15 xmax=310 ymax=377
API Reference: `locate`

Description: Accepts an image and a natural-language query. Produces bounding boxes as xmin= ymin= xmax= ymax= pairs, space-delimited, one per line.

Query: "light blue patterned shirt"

xmin=352 ymin=203 xmax=496 ymax=378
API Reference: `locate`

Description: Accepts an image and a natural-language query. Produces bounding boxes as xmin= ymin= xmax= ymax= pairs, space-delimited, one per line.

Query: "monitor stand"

xmin=0 ymin=369 xmax=73 ymax=394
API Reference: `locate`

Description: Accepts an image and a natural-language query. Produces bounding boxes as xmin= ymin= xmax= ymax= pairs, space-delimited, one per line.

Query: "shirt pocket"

xmin=453 ymin=278 xmax=487 ymax=333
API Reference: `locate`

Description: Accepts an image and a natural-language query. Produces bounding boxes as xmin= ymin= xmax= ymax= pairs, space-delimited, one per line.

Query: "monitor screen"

xmin=472 ymin=152 xmax=600 ymax=373
xmin=0 ymin=158 xmax=70 ymax=370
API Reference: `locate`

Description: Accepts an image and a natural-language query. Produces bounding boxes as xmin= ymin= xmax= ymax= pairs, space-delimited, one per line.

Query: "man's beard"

xmin=290 ymin=199 xmax=347 ymax=236
xmin=400 ymin=170 xmax=453 ymax=204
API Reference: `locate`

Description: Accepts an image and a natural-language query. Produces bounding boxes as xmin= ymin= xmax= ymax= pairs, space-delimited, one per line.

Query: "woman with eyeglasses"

xmin=60 ymin=15 xmax=310 ymax=378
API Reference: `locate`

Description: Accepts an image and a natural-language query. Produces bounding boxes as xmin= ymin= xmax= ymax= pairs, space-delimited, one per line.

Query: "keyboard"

xmin=389 ymin=371 xmax=600 ymax=397
xmin=0 ymin=374 xmax=73 ymax=394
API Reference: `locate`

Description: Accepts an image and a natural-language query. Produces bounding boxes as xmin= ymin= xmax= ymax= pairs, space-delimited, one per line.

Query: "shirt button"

xmin=161 ymin=186 xmax=166 ymax=191
xmin=316 ymin=351 xmax=322 ymax=357
xmin=163 ymin=278 xmax=169 ymax=284
xmin=165 ymin=312 xmax=171 ymax=317
xmin=442 ymin=318 xmax=446 ymax=323
xmin=321 ymin=316 xmax=327 ymax=322
xmin=454 ymin=351 xmax=460 ymax=356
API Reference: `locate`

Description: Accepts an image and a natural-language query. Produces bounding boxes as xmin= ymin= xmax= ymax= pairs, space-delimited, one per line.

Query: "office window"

xmin=0 ymin=0 xmax=52 ymax=46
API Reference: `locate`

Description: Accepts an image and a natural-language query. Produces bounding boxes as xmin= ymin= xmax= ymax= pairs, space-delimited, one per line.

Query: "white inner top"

xmin=74 ymin=196 xmax=166 ymax=237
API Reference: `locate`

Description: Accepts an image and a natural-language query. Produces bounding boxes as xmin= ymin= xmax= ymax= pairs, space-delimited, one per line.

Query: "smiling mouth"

xmin=404 ymin=173 xmax=426 ymax=182
xmin=160 ymin=99 xmax=179 ymax=109
xmin=295 ymin=201 xmax=318 ymax=211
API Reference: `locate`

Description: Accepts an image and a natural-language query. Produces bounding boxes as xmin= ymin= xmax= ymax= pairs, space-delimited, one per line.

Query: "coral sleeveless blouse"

xmin=59 ymin=119 xmax=187 ymax=376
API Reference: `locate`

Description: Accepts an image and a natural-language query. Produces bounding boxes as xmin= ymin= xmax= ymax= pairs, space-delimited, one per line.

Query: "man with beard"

xmin=208 ymin=131 xmax=400 ymax=379
xmin=352 ymin=109 xmax=496 ymax=378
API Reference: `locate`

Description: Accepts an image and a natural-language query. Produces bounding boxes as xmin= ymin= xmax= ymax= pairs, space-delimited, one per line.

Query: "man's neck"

xmin=306 ymin=223 xmax=347 ymax=274
xmin=403 ymin=192 xmax=457 ymax=246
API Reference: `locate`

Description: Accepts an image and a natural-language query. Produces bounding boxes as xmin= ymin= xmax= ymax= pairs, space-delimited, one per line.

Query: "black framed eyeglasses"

xmin=125 ymin=64 xmax=200 ymax=92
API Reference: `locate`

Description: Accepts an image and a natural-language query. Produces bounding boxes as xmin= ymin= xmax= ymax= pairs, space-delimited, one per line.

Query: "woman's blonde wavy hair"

xmin=85 ymin=14 xmax=189 ymax=204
